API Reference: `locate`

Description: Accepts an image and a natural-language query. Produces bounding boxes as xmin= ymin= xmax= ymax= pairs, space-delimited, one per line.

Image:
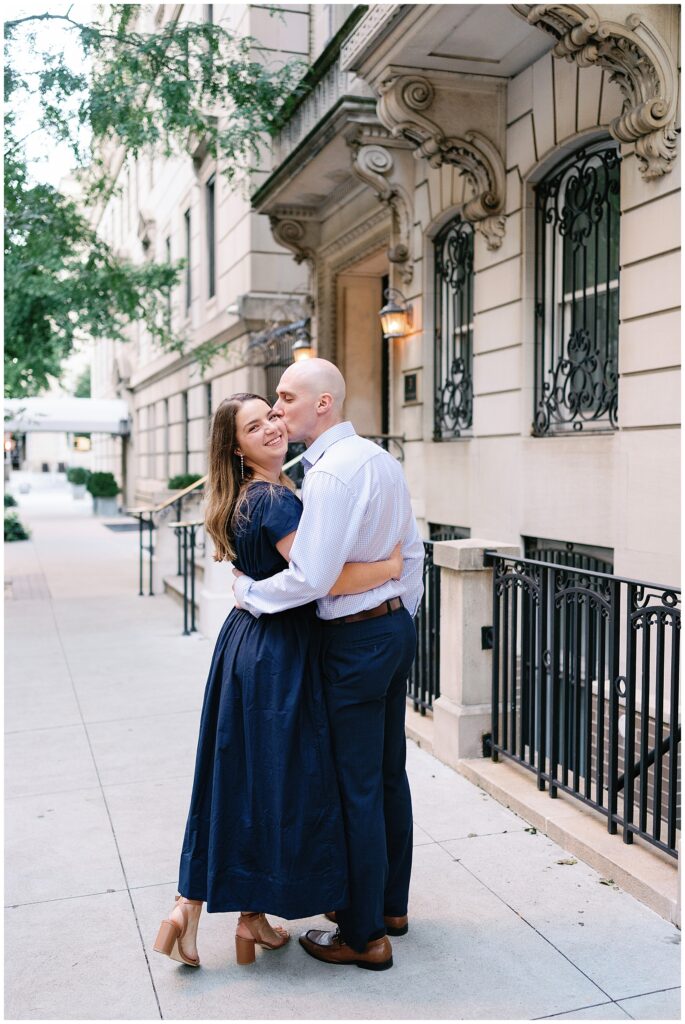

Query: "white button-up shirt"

xmin=233 ymin=422 xmax=425 ymax=619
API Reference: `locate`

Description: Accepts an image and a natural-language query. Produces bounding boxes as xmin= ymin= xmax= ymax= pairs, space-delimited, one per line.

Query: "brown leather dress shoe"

xmin=325 ymin=911 xmax=409 ymax=937
xmin=299 ymin=928 xmax=393 ymax=971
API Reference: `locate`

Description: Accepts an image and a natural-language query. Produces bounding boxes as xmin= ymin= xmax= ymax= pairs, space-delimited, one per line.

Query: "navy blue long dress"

xmin=178 ymin=482 xmax=348 ymax=918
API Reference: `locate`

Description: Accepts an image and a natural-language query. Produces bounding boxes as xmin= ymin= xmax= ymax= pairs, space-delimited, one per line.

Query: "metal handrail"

xmin=282 ymin=451 xmax=303 ymax=473
xmin=168 ymin=520 xmax=204 ymax=635
xmin=127 ymin=473 xmax=207 ymax=517
xmin=128 ymin=478 xmax=206 ymax=597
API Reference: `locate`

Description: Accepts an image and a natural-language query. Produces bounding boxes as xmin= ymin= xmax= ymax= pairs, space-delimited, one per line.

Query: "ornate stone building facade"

xmin=254 ymin=3 xmax=680 ymax=585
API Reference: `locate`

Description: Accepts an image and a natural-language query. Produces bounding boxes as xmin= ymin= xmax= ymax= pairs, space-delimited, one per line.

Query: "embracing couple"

xmin=154 ymin=358 xmax=424 ymax=972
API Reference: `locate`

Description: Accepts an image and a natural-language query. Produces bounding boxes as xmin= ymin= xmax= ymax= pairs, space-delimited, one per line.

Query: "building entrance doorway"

xmin=336 ymin=250 xmax=389 ymax=437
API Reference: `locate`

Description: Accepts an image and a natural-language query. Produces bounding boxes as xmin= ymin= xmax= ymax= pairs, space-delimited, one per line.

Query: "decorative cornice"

xmin=514 ymin=4 xmax=679 ymax=179
xmin=376 ymin=74 xmax=506 ymax=250
xmin=346 ymin=126 xmax=415 ymax=284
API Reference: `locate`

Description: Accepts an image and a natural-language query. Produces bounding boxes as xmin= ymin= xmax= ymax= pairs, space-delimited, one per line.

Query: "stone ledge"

xmin=433 ymin=538 xmax=519 ymax=571
xmin=456 ymin=755 xmax=680 ymax=928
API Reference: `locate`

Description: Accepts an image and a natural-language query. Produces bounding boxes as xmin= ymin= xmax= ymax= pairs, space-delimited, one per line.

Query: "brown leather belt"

xmin=324 ymin=597 xmax=403 ymax=626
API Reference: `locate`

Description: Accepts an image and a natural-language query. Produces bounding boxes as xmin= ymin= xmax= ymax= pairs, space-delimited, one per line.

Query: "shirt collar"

xmin=302 ymin=421 xmax=356 ymax=470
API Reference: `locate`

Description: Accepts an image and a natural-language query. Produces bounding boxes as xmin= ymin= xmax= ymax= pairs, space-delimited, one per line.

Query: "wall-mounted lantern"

xmin=379 ymin=288 xmax=413 ymax=339
xmin=291 ymin=322 xmax=314 ymax=361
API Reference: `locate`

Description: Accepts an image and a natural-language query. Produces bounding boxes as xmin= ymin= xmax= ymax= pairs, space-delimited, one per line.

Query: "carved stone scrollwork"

xmin=347 ymin=131 xmax=415 ymax=284
xmin=269 ymin=210 xmax=321 ymax=268
xmin=514 ymin=4 xmax=679 ymax=179
xmin=376 ymin=74 xmax=506 ymax=249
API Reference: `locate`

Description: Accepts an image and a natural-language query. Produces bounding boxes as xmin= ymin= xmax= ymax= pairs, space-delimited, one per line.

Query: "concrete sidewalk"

xmin=4 ymin=482 xmax=681 ymax=1021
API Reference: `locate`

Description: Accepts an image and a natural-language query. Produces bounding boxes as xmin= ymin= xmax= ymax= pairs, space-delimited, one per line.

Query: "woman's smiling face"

xmin=234 ymin=397 xmax=288 ymax=473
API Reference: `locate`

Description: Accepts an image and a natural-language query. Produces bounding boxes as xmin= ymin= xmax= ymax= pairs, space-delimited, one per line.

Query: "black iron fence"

xmin=407 ymin=541 xmax=441 ymax=714
xmin=485 ymin=552 xmax=681 ymax=858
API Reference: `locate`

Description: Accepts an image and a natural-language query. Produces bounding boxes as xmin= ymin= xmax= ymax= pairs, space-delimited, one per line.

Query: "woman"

xmin=154 ymin=393 xmax=403 ymax=967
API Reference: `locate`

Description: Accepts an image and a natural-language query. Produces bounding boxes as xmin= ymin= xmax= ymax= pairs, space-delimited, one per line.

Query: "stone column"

xmin=432 ymin=539 xmax=519 ymax=768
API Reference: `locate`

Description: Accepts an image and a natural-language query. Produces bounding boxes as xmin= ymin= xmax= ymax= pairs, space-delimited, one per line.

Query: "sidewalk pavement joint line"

xmin=33 ymin=544 xmax=165 ymax=1021
xmin=5 ymin=888 xmax=134 ymax=910
xmin=449 ymin=849 xmax=614 ymax=1003
xmin=5 ymin=879 xmax=184 ymax=910
xmin=531 ymin=999 xmax=625 ymax=1020
xmin=420 ymin=825 xmax=530 ymax=843
xmin=619 ymin=984 xmax=682 ymax=999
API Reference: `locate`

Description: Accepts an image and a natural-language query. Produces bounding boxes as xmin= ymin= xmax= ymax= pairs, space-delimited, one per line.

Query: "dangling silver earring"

xmin=239 ymin=453 xmax=245 ymax=480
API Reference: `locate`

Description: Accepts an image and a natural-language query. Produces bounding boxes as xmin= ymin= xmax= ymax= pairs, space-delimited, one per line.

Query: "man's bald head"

xmin=274 ymin=358 xmax=347 ymax=445
xmin=280 ymin=358 xmax=346 ymax=411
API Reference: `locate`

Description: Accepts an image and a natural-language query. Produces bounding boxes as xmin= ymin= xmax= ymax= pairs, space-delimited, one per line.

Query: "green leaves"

xmin=3 ymin=7 xmax=307 ymax=395
xmin=4 ymin=124 xmax=186 ymax=396
xmin=5 ymin=7 xmax=306 ymax=191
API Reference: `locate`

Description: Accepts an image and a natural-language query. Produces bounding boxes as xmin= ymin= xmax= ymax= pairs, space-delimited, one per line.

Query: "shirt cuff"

xmin=234 ymin=573 xmax=262 ymax=618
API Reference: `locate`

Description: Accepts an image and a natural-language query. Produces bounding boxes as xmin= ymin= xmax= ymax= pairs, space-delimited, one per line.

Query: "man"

xmin=233 ymin=358 xmax=424 ymax=971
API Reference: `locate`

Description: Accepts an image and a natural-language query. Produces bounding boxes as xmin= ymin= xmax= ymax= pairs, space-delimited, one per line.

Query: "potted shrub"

xmin=4 ymin=510 xmax=30 ymax=542
xmin=168 ymin=473 xmax=203 ymax=490
xmin=87 ymin=471 xmax=120 ymax=516
xmin=66 ymin=466 xmax=90 ymax=499
xmin=4 ymin=493 xmax=18 ymax=508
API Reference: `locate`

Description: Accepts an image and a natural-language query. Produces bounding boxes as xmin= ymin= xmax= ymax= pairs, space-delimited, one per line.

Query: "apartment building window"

xmin=148 ymin=403 xmax=156 ymax=479
xmin=206 ymin=175 xmax=216 ymax=299
xmin=165 ymin=235 xmax=172 ymax=327
xmin=523 ymin=536 xmax=614 ymax=574
xmin=533 ymin=140 xmax=620 ymax=436
xmin=182 ymin=390 xmax=190 ymax=474
xmin=163 ymin=398 xmax=170 ymax=481
xmin=429 ymin=523 xmax=471 ymax=541
xmin=433 ymin=214 xmax=474 ymax=440
xmin=184 ymin=208 xmax=192 ymax=312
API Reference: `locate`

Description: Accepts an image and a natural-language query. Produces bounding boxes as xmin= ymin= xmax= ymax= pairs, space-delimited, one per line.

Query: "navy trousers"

xmin=320 ymin=605 xmax=417 ymax=952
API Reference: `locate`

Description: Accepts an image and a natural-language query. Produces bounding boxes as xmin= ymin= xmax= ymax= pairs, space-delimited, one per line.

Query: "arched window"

xmin=533 ymin=141 xmax=620 ymax=435
xmin=433 ymin=215 xmax=474 ymax=440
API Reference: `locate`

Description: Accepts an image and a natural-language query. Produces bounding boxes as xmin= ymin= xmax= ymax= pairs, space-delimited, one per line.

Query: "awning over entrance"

xmin=4 ymin=397 xmax=131 ymax=435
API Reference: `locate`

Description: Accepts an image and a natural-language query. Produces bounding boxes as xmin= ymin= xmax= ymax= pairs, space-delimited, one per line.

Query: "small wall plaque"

xmin=404 ymin=372 xmax=417 ymax=403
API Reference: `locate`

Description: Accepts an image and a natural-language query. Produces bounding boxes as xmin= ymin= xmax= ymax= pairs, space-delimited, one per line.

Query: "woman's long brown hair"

xmin=204 ymin=393 xmax=294 ymax=563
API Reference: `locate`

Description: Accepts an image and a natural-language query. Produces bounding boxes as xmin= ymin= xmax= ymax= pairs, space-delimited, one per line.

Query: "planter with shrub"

xmin=4 ymin=511 xmax=30 ymax=542
xmin=66 ymin=466 xmax=90 ymax=499
xmin=168 ymin=473 xmax=203 ymax=491
xmin=87 ymin=471 xmax=120 ymax=516
xmin=4 ymin=493 xmax=18 ymax=508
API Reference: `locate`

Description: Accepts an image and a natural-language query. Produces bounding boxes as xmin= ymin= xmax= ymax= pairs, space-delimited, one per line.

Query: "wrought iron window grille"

xmin=533 ymin=141 xmax=620 ymax=436
xmin=433 ymin=216 xmax=474 ymax=440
